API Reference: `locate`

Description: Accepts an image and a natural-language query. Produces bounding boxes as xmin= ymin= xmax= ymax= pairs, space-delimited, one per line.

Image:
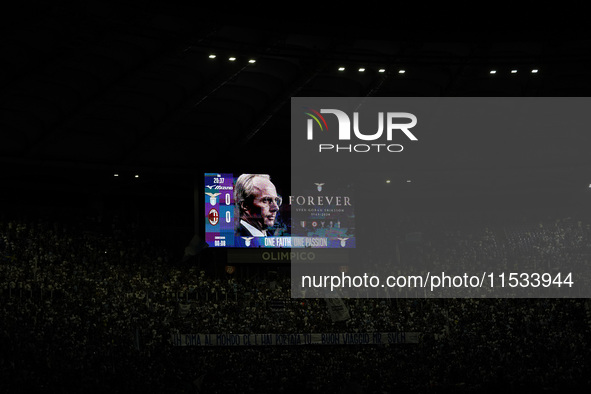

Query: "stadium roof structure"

xmin=1 ymin=3 xmax=591 ymax=205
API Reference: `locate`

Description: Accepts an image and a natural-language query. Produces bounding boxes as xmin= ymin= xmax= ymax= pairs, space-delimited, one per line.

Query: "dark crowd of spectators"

xmin=1 ymin=211 xmax=590 ymax=393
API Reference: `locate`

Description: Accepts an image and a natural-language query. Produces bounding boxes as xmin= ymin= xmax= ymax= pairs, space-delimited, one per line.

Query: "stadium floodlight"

xmin=208 ymin=54 xmax=216 ymax=59
xmin=229 ymin=57 xmax=236 ymax=61
xmin=378 ymin=69 xmax=386 ymax=73
xmin=358 ymin=68 xmax=365 ymax=72
xmin=386 ymin=180 xmax=391 ymax=184
xmin=511 ymin=69 xmax=518 ymax=74
xmin=398 ymin=69 xmax=405 ymax=74
xmin=134 ymin=174 xmax=139 ymax=178
xmin=248 ymin=59 xmax=256 ymax=64
xmin=490 ymin=70 xmax=497 ymax=74
xmin=531 ymin=69 xmax=539 ymax=73
xmin=338 ymin=67 xmax=345 ymax=71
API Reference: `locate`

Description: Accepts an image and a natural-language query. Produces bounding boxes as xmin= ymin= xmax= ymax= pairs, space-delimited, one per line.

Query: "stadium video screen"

xmin=204 ymin=173 xmax=355 ymax=248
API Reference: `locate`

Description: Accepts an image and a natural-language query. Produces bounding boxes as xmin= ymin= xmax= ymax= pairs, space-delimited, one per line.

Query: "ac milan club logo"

xmin=208 ymin=208 xmax=219 ymax=225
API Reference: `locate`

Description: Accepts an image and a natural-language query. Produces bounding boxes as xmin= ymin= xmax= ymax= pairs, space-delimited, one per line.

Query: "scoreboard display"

xmin=204 ymin=173 xmax=235 ymax=247
xmin=204 ymin=173 xmax=355 ymax=249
